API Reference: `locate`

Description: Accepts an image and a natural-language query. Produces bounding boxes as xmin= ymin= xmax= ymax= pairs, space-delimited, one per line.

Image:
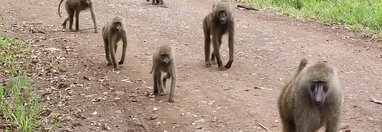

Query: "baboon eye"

xmin=310 ymin=85 xmax=315 ymax=92
xmin=220 ymin=11 xmax=226 ymax=16
xmin=323 ymin=86 xmax=328 ymax=92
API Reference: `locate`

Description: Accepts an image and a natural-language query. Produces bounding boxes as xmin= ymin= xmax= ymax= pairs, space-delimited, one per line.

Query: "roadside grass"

xmin=241 ymin=0 xmax=382 ymax=36
xmin=0 ymin=22 xmax=43 ymax=131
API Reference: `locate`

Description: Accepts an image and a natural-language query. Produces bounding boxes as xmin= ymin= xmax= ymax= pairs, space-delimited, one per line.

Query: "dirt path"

xmin=0 ymin=0 xmax=381 ymax=131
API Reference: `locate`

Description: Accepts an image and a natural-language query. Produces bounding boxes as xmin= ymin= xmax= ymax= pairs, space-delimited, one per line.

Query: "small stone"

xmin=153 ymin=107 xmax=160 ymax=112
xmin=115 ymin=110 xmax=122 ymax=114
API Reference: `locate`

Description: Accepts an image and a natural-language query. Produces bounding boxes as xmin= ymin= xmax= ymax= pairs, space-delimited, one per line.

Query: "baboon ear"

xmin=212 ymin=4 xmax=215 ymax=9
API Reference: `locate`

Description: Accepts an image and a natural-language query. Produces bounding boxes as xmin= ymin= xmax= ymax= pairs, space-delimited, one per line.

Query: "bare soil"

xmin=0 ymin=0 xmax=381 ymax=131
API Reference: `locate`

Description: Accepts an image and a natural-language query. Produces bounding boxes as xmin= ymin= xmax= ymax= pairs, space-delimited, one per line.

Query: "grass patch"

xmin=0 ymin=23 xmax=43 ymax=131
xmin=242 ymin=0 xmax=382 ymax=34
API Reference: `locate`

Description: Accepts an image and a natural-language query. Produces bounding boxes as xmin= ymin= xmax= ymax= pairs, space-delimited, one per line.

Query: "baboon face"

xmin=160 ymin=54 xmax=170 ymax=65
xmin=81 ymin=0 xmax=91 ymax=5
xmin=309 ymin=81 xmax=328 ymax=106
xmin=112 ymin=21 xmax=122 ymax=32
xmin=215 ymin=10 xmax=227 ymax=25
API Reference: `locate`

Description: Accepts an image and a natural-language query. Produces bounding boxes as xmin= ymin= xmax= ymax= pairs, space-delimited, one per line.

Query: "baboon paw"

xmin=118 ymin=61 xmax=124 ymax=65
xmin=113 ymin=67 xmax=120 ymax=71
xmin=224 ymin=64 xmax=232 ymax=69
xmin=218 ymin=67 xmax=227 ymax=71
xmin=168 ymin=97 xmax=175 ymax=103
xmin=94 ymin=30 xmax=98 ymax=33
xmin=106 ymin=62 xmax=112 ymax=66
xmin=205 ymin=62 xmax=212 ymax=67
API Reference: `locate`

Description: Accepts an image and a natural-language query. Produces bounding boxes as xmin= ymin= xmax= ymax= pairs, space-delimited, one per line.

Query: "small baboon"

xmin=203 ymin=2 xmax=235 ymax=71
xmin=102 ymin=17 xmax=128 ymax=70
xmin=58 ymin=0 xmax=98 ymax=33
xmin=278 ymin=59 xmax=343 ymax=132
xmin=150 ymin=45 xmax=177 ymax=103
xmin=146 ymin=0 xmax=164 ymax=5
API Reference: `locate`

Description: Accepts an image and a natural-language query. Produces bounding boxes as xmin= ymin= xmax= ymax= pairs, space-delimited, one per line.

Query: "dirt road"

xmin=0 ymin=0 xmax=381 ymax=131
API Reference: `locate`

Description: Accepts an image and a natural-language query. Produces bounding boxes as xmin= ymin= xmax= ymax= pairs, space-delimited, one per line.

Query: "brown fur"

xmin=102 ymin=17 xmax=128 ymax=70
xmin=278 ymin=59 xmax=343 ymax=132
xmin=151 ymin=45 xmax=177 ymax=103
xmin=203 ymin=2 xmax=235 ymax=71
xmin=58 ymin=0 xmax=97 ymax=33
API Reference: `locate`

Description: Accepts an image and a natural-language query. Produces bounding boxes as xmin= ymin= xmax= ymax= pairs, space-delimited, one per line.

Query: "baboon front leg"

xmin=204 ymin=32 xmax=211 ymax=67
xmin=325 ymin=116 xmax=340 ymax=132
xmin=104 ymin=39 xmax=112 ymax=65
xmin=68 ymin=11 xmax=75 ymax=31
xmin=75 ymin=11 xmax=80 ymax=31
xmin=168 ymin=71 xmax=176 ymax=103
xmin=224 ymin=29 xmax=234 ymax=69
xmin=153 ymin=73 xmax=159 ymax=95
xmin=108 ymin=38 xmax=118 ymax=70
xmin=212 ymin=35 xmax=225 ymax=71
xmin=119 ymin=36 xmax=127 ymax=65
xmin=89 ymin=6 xmax=98 ymax=33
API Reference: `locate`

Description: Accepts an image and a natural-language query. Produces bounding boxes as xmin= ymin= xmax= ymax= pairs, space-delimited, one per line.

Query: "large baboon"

xmin=203 ymin=2 xmax=234 ymax=71
xmin=278 ymin=59 xmax=343 ymax=132
xmin=58 ymin=0 xmax=98 ymax=33
xmin=151 ymin=45 xmax=177 ymax=103
xmin=102 ymin=17 xmax=128 ymax=70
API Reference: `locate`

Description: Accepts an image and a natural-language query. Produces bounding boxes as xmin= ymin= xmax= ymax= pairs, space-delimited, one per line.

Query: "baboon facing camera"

xmin=278 ymin=58 xmax=343 ymax=132
xmin=151 ymin=45 xmax=177 ymax=103
xmin=203 ymin=2 xmax=235 ymax=71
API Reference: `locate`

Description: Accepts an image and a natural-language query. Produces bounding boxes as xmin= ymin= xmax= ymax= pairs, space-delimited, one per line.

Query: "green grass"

xmin=243 ymin=0 xmax=382 ymax=34
xmin=0 ymin=24 xmax=42 ymax=131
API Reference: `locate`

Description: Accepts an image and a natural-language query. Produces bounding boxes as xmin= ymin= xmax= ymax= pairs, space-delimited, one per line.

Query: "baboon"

xmin=58 ymin=0 xmax=98 ymax=33
xmin=278 ymin=59 xmax=343 ymax=132
xmin=146 ymin=0 xmax=164 ymax=5
xmin=203 ymin=2 xmax=234 ymax=71
xmin=102 ymin=17 xmax=128 ymax=70
xmin=150 ymin=45 xmax=177 ymax=103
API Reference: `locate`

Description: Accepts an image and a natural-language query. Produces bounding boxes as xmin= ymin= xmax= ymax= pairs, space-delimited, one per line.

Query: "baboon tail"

xmin=58 ymin=0 xmax=64 ymax=18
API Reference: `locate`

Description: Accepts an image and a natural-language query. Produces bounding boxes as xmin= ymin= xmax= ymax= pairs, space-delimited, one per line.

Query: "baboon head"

xmin=158 ymin=46 xmax=172 ymax=66
xmin=81 ymin=0 xmax=92 ymax=6
xmin=212 ymin=3 xmax=230 ymax=25
xmin=112 ymin=17 xmax=123 ymax=32
xmin=160 ymin=54 xmax=169 ymax=65
xmin=303 ymin=62 xmax=334 ymax=106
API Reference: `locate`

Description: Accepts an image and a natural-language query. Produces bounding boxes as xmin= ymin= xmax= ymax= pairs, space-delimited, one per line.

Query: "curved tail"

xmin=297 ymin=58 xmax=307 ymax=74
xmin=58 ymin=0 xmax=64 ymax=18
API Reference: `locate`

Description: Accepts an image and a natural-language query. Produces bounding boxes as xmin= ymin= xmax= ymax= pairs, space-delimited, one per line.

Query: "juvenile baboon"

xmin=146 ymin=0 xmax=164 ymax=5
xmin=102 ymin=17 xmax=128 ymax=70
xmin=58 ymin=0 xmax=98 ymax=33
xmin=150 ymin=45 xmax=177 ymax=103
xmin=203 ymin=2 xmax=234 ymax=71
xmin=278 ymin=59 xmax=343 ymax=132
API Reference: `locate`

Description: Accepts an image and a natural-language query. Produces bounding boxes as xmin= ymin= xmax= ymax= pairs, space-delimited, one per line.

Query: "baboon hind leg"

xmin=210 ymin=36 xmax=222 ymax=64
xmin=162 ymin=73 xmax=171 ymax=89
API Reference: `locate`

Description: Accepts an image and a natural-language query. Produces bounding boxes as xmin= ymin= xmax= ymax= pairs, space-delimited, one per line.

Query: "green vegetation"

xmin=0 ymin=23 xmax=42 ymax=131
xmin=244 ymin=0 xmax=382 ymax=34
